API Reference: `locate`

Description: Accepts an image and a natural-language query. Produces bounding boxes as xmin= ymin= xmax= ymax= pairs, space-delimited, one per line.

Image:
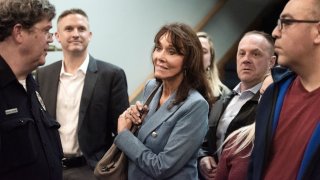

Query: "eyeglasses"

xmin=46 ymin=32 xmax=54 ymax=40
xmin=32 ymin=26 xmax=53 ymax=40
xmin=277 ymin=18 xmax=319 ymax=30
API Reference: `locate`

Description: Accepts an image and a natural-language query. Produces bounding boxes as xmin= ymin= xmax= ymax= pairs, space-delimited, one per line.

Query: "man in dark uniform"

xmin=0 ymin=0 xmax=63 ymax=180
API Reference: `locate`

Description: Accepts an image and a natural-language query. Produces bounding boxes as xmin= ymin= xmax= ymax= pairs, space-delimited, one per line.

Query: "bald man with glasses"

xmin=248 ymin=0 xmax=320 ymax=179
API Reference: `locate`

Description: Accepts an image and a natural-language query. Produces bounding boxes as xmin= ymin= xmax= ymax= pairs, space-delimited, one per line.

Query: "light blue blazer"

xmin=115 ymin=79 xmax=209 ymax=179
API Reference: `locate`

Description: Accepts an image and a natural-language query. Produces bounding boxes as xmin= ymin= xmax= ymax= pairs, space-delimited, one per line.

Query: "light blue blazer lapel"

xmin=138 ymin=90 xmax=184 ymax=142
xmin=78 ymin=56 xmax=98 ymax=130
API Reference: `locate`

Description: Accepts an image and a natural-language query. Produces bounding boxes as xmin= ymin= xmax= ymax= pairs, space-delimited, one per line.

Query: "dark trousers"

xmin=63 ymin=165 xmax=97 ymax=180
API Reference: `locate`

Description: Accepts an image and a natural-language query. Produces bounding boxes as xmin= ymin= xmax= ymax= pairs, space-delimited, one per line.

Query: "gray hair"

xmin=0 ymin=0 xmax=55 ymax=41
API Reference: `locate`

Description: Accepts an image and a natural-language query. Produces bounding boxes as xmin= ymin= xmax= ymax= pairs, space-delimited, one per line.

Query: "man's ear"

xmin=88 ymin=31 xmax=92 ymax=41
xmin=270 ymin=55 xmax=276 ymax=69
xmin=314 ymin=23 xmax=320 ymax=44
xmin=54 ymin=32 xmax=60 ymax=43
xmin=12 ymin=24 xmax=24 ymax=43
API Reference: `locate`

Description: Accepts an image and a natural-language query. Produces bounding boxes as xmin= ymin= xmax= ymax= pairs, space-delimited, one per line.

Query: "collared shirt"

xmin=56 ymin=54 xmax=89 ymax=157
xmin=216 ymin=82 xmax=262 ymax=156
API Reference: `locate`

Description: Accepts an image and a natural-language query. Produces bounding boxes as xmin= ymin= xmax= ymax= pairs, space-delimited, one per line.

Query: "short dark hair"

xmin=153 ymin=23 xmax=215 ymax=108
xmin=57 ymin=8 xmax=89 ymax=23
xmin=0 ymin=0 xmax=55 ymax=41
xmin=243 ymin=30 xmax=275 ymax=55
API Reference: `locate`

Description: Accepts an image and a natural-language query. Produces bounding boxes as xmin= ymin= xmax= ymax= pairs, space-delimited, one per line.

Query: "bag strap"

xmin=131 ymin=82 xmax=161 ymax=133
xmin=142 ymin=82 xmax=161 ymax=111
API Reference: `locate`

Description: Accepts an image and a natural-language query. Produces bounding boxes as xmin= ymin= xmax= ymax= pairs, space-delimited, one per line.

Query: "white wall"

xmin=203 ymin=0 xmax=273 ymax=61
xmin=46 ymin=0 xmax=217 ymax=95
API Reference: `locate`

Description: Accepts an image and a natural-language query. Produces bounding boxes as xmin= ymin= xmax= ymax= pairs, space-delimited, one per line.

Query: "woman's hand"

xmin=117 ymin=101 xmax=149 ymax=133
xmin=199 ymin=156 xmax=217 ymax=180
xmin=117 ymin=111 xmax=132 ymax=133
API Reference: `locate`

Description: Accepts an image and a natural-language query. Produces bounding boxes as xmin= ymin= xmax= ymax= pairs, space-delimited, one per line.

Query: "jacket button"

xmin=151 ymin=131 xmax=157 ymax=138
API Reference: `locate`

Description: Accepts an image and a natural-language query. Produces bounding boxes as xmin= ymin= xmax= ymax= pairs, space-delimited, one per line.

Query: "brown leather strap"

xmin=131 ymin=82 xmax=161 ymax=133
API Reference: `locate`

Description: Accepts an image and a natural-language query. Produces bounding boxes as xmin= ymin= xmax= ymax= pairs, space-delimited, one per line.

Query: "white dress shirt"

xmin=56 ymin=54 xmax=89 ymax=157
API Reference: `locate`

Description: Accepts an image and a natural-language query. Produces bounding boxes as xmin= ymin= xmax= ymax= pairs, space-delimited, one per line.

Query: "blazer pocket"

xmin=0 ymin=118 xmax=38 ymax=172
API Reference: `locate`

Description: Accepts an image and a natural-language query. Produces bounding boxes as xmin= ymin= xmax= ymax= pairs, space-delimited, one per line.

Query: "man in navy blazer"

xmin=36 ymin=8 xmax=129 ymax=180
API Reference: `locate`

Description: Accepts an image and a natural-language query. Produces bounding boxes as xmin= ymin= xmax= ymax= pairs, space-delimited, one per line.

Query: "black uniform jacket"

xmin=0 ymin=56 xmax=63 ymax=180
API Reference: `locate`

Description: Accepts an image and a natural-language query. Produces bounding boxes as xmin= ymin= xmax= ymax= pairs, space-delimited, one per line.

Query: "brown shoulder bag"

xmin=94 ymin=83 xmax=160 ymax=180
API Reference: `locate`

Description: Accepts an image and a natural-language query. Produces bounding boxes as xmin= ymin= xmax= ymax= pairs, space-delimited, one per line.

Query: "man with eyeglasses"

xmin=248 ymin=0 xmax=320 ymax=179
xmin=0 ymin=0 xmax=63 ymax=180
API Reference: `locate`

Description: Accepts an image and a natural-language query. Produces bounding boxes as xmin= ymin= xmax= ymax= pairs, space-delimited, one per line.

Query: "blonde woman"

xmin=197 ymin=32 xmax=230 ymax=100
xmin=215 ymin=123 xmax=255 ymax=180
